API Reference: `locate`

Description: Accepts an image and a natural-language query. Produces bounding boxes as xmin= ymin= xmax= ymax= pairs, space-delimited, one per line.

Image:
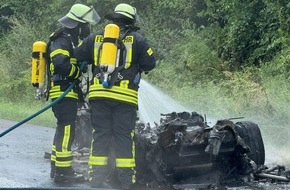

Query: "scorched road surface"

xmin=0 ymin=119 xmax=290 ymax=190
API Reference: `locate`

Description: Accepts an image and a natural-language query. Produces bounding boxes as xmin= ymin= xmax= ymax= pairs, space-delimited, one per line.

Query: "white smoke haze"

xmin=138 ymin=79 xmax=290 ymax=167
xmin=252 ymin=118 xmax=290 ymax=167
xmin=138 ymin=80 xmax=216 ymax=125
xmin=265 ymin=146 xmax=290 ymax=168
xmin=139 ymin=79 xmax=191 ymax=124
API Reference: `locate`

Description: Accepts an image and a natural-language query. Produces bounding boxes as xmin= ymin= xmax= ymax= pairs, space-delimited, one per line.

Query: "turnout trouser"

xmin=51 ymin=98 xmax=78 ymax=174
xmin=88 ymin=99 xmax=137 ymax=188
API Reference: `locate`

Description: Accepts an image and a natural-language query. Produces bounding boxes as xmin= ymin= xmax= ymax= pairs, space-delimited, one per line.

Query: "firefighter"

xmin=74 ymin=3 xmax=156 ymax=189
xmin=48 ymin=3 xmax=100 ymax=184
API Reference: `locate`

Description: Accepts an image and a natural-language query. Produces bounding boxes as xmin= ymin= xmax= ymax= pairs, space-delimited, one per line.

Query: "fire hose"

xmin=0 ymin=63 xmax=86 ymax=138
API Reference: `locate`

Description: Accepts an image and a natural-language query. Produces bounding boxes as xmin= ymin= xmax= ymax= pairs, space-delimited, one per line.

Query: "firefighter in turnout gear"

xmin=47 ymin=3 xmax=100 ymax=184
xmin=74 ymin=3 xmax=156 ymax=189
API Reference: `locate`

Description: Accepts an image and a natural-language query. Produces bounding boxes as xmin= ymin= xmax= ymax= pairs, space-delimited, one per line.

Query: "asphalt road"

xmin=0 ymin=120 xmax=122 ymax=190
xmin=1 ymin=119 xmax=290 ymax=190
xmin=0 ymin=119 xmax=55 ymax=188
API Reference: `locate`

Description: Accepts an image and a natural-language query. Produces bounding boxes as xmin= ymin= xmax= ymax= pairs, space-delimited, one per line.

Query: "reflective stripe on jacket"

xmin=74 ymin=27 xmax=156 ymax=105
xmin=48 ymin=31 xmax=79 ymax=100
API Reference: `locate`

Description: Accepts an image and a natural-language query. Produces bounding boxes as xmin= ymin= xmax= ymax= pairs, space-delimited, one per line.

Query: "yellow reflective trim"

xmin=123 ymin=36 xmax=134 ymax=44
xmin=94 ymin=35 xmax=103 ymax=66
xmin=124 ymin=44 xmax=132 ymax=69
xmin=55 ymin=160 xmax=73 ymax=167
xmin=131 ymin=130 xmax=135 ymax=159
xmin=49 ymin=92 xmax=78 ymax=99
xmin=50 ymin=49 xmax=70 ymax=57
xmin=147 ymin=48 xmax=153 ymax=56
xmin=116 ymin=158 xmax=136 ymax=168
xmin=128 ymin=47 xmax=132 ymax=63
xmin=89 ymin=84 xmax=138 ymax=104
xmin=56 ymin=151 xmax=73 ymax=158
xmin=69 ymin=64 xmax=76 ymax=77
xmin=88 ymin=156 xmax=108 ymax=166
xmin=75 ymin=68 xmax=80 ymax=78
xmin=93 ymin=78 xmax=100 ymax=84
xmin=62 ymin=125 xmax=71 ymax=152
xmin=94 ymin=46 xmax=98 ymax=66
xmin=120 ymin=80 xmax=129 ymax=88
xmin=90 ymin=85 xmax=137 ymax=97
xmin=78 ymin=41 xmax=83 ymax=47
xmin=51 ymin=155 xmax=56 ymax=162
xmin=49 ymin=86 xmax=78 ymax=99
xmin=70 ymin=58 xmax=77 ymax=64
xmin=50 ymin=64 xmax=54 ymax=73
xmin=51 ymin=145 xmax=56 ymax=161
xmin=132 ymin=172 xmax=136 ymax=183
xmin=89 ymin=91 xmax=137 ymax=105
xmin=95 ymin=35 xmax=103 ymax=43
xmin=69 ymin=64 xmax=80 ymax=78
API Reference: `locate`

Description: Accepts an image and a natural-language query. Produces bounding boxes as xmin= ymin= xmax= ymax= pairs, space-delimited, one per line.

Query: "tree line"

xmin=0 ymin=0 xmax=289 ymax=101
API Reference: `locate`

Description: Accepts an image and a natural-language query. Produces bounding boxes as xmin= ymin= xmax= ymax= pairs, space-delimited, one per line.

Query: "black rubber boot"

xmin=54 ymin=167 xmax=85 ymax=184
xmin=54 ymin=172 xmax=85 ymax=184
xmin=89 ymin=166 xmax=111 ymax=188
xmin=117 ymin=168 xmax=135 ymax=190
xmin=50 ymin=162 xmax=55 ymax=179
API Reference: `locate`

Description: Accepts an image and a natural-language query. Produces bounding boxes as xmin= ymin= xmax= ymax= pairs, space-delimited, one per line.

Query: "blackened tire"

xmin=234 ymin=121 xmax=265 ymax=166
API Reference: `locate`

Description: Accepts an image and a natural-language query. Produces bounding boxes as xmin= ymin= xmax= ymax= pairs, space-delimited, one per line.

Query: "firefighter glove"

xmin=80 ymin=61 xmax=88 ymax=73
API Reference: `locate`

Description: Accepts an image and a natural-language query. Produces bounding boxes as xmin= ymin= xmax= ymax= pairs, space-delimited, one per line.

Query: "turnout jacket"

xmin=74 ymin=26 xmax=156 ymax=106
xmin=48 ymin=29 xmax=81 ymax=100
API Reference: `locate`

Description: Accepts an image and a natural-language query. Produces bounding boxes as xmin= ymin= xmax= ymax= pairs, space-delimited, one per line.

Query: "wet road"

xmin=0 ymin=119 xmax=55 ymax=188
xmin=0 ymin=119 xmax=290 ymax=190
xmin=0 ymin=120 xmax=121 ymax=189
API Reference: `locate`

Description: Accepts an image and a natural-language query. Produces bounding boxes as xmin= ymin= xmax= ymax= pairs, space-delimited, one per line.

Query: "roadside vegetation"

xmin=0 ymin=99 xmax=55 ymax=127
xmin=0 ymin=0 xmax=289 ymax=150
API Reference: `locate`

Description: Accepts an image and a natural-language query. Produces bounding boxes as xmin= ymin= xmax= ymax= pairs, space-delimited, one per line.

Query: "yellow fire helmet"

xmin=59 ymin=3 xmax=101 ymax=28
xmin=104 ymin=3 xmax=138 ymax=22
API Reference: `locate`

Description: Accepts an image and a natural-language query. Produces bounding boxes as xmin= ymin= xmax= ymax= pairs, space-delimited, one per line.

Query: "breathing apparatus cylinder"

xmin=100 ymin=24 xmax=120 ymax=87
xmin=31 ymin=41 xmax=47 ymax=99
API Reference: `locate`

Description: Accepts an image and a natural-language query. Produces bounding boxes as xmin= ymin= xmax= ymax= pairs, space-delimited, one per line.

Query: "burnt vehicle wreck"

xmin=134 ymin=111 xmax=266 ymax=188
xmin=55 ymin=108 xmax=290 ymax=189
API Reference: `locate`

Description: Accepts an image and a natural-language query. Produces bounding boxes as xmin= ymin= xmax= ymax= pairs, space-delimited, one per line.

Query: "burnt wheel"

xmin=234 ymin=121 xmax=265 ymax=166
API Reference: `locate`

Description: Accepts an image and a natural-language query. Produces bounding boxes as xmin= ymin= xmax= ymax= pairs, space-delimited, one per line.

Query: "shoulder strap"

xmin=104 ymin=28 xmax=130 ymax=88
xmin=49 ymin=28 xmax=65 ymax=41
xmin=93 ymin=28 xmax=133 ymax=88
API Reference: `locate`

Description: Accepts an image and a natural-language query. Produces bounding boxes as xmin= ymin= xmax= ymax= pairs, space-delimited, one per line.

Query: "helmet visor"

xmin=58 ymin=16 xmax=79 ymax=28
xmin=69 ymin=6 xmax=101 ymax=25
xmin=80 ymin=6 xmax=100 ymax=25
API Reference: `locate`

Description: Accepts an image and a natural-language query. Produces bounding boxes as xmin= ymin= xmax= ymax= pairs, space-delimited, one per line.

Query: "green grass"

xmin=0 ymin=98 xmax=55 ymax=128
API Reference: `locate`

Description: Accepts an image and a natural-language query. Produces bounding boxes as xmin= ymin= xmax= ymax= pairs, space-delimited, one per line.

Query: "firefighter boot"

xmin=117 ymin=168 xmax=135 ymax=190
xmin=50 ymin=162 xmax=55 ymax=179
xmin=54 ymin=167 xmax=85 ymax=184
xmin=89 ymin=166 xmax=112 ymax=188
